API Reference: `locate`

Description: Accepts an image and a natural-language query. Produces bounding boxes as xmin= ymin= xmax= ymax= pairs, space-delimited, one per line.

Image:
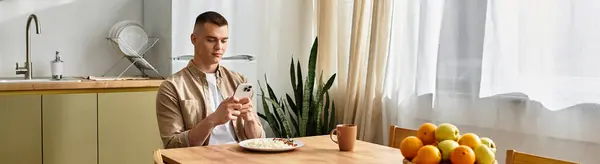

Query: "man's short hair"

xmin=195 ymin=11 xmax=228 ymax=26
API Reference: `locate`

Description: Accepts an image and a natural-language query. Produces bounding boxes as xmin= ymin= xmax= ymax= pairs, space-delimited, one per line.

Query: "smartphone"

xmin=233 ymin=83 xmax=253 ymax=100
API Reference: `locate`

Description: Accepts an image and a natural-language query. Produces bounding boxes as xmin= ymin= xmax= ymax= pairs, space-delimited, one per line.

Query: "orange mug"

xmin=329 ymin=124 xmax=357 ymax=151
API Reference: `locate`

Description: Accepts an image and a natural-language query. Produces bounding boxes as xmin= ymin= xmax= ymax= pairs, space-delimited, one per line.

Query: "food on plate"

xmin=273 ymin=138 xmax=297 ymax=147
xmin=243 ymin=138 xmax=297 ymax=149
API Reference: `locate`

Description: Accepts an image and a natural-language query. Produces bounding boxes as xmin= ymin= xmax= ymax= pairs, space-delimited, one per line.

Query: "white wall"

xmin=256 ymin=0 xmax=316 ymax=99
xmin=0 ymin=0 xmax=143 ymax=78
xmin=143 ymin=0 xmax=315 ymax=96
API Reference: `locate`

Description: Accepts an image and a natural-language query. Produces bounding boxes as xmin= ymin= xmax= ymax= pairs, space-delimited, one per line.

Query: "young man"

xmin=156 ymin=11 xmax=265 ymax=148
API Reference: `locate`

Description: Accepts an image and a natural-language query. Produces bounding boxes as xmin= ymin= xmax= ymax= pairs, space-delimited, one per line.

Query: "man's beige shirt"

xmin=156 ymin=60 xmax=266 ymax=148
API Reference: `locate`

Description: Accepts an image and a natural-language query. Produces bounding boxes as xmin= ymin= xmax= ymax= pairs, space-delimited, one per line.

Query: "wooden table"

xmin=160 ymin=135 xmax=405 ymax=164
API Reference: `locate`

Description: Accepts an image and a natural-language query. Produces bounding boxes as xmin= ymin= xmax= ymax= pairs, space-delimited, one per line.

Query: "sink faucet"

xmin=16 ymin=14 xmax=41 ymax=79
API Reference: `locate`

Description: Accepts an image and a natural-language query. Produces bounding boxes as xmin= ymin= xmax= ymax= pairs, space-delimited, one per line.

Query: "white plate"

xmin=117 ymin=24 xmax=148 ymax=56
xmin=109 ymin=21 xmax=131 ymax=51
xmin=239 ymin=138 xmax=304 ymax=152
xmin=108 ymin=20 xmax=148 ymax=57
xmin=109 ymin=20 xmax=131 ymax=37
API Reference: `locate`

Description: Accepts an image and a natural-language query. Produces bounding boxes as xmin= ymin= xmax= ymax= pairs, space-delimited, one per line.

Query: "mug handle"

xmin=330 ymin=129 xmax=338 ymax=144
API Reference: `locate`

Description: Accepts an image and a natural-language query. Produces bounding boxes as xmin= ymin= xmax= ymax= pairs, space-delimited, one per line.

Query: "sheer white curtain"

xmin=383 ymin=0 xmax=600 ymax=163
xmin=382 ymin=0 xmax=446 ymax=139
xmin=480 ymin=0 xmax=600 ymax=110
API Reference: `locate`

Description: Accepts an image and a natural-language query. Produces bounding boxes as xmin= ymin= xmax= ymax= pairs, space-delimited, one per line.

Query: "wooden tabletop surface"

xmin=0 ymin=79 xmax=163 ymax=92
xmin=160 ymin=135 xmax=405 ymax=164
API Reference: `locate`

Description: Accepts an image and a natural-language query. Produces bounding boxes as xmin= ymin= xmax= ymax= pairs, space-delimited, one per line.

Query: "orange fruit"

xmin=458 ymin=133 xmax=481 ymax=149
xmin=400 ymin=136 xmax=423 ymax=159
xmin=417 ymin=123 xmax=437 ymax=145
xmin=450 ymin=145 xmax=476 ymax=164
xmin=412 ymin=145 xmax=442 ymax=164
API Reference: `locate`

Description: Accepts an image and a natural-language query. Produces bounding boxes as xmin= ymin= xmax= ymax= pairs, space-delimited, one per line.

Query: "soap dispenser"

xmin=51 ymin=51 xmax=63 ymax=80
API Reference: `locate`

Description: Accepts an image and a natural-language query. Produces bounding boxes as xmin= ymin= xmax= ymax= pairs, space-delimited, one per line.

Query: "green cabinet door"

xmin=98 ymin=91 xmax=162 ymax=164
xmin=0 ymin=94 xmax=42 ymax=164
xmin=43 ymin=93 xmax=97 ymax=164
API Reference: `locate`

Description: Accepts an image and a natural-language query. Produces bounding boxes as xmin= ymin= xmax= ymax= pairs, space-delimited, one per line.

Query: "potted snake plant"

xmin=257 ymin=37 xmax=337 ymax=138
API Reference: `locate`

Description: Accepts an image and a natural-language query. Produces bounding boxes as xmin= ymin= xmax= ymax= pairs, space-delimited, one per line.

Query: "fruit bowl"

xmin=399 ymin=123 xmax=498 ymax=164
xmin=402 ymin=159 xmax=498 ymax=164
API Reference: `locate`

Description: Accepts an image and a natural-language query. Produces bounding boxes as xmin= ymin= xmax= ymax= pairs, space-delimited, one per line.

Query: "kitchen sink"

xmin=0 ymin=78 xmax=82 ymax=83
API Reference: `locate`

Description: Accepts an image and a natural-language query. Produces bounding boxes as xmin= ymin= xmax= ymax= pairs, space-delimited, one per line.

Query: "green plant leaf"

xmin=329 ymin=101 xmax=336 ymax=131
xmin=295 ymin=60 xmax=303 ymax=117
xmin=267 ymin=82 xmax=278 ymax=104
xmin=258 ymin=80 xmax=281 ymax=137
xmin=285 ymin=93 xmax=298 ymax=118
xmin=323 ymin=73 xmax=337 ymax=92
xmin=308 ymin=98 xmax=315 ymax=136
xmin=258 ymin=113 xmax=268 ymax=121
xmin=264 ymin=104 xmax=280 ymax=137
xmin=314 ymin=72 xmax=324 ymax=135
xmin=264 ymin=97 xmax=280 ymax=109
xmin=322 ymin=91 xmax=330 ymax=133
xmin=284 ymin=94 xmax=300 ymax=133
xmin=289 ymin=109 xmax=299 ymax=134
xmin=263 ymin=75 xmax=284 ymax=136
xmin=314 ymin=94 xmax=324 ymax=135
xmin=300 ymin=37 xmax=318 ymax=137
xmin=282 ymin=99 xmax=298 ymax=136
xmin=278 ymin=98 xmax=294 ymax=137
xmin=290 ymin=58 xmax=296 ymax=92
xmin=265 ymin=97 xmax=296 ymax=137
xmin=266 ymin=96 xmax=286 ymax=137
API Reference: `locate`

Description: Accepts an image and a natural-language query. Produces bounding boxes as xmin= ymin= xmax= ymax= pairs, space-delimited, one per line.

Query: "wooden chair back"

xmin=388 ymin=125 xmax=417 ymax=149
xmin=153 ymin=149 xmax=163 ymax=164
xmin=506 ymin=149 xmax=578 ymax=164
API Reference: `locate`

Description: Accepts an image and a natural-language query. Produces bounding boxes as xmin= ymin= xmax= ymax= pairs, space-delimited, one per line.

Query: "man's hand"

xmin=207 ymin=96 xmax=242 ymax=126
xmin=238 ymin=97 xmax=256 ymax=122
xmin=189 ymin=97 xmax=242 ymax=146
xmin=238 ymin=97 xmax=263 ymax=138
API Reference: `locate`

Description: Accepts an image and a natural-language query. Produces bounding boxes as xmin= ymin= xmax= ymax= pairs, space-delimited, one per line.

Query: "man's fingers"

xmin=228 ymin=103 xmax=243 ymax=110
xmin=240 ymin=103 xmax=252 ymax=110
xmin=239 ymin=109 xmax=253 ymax=113
xmin=224 ymin=96 xmax=239 ymax=103
xmin=239 ymin=97 xmax=251 ymax=104
xmin=229 ymin=115 xmax=238 ymax=120
xmin=234 ymin=104 xmax=243 ymax=109
xmin=231 ymin=110 xmax=241 ymax=116
xmin=231 ymin=96 xmax=240 ymax=103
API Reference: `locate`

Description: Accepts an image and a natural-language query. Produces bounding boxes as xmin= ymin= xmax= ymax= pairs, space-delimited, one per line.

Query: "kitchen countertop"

xmin=0 ymin=79 xmax=164 ymax=94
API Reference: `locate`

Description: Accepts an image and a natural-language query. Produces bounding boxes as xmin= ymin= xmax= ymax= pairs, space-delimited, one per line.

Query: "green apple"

xmin=435 ymin=123 xmax=460 ymax=142
xmin=481 ymin=137 xmax=497 ymax=153
xmin=437 ymin=140 xmax=459 ymax=161
xmin=474 ymin=144 xmax=496 ymax=164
